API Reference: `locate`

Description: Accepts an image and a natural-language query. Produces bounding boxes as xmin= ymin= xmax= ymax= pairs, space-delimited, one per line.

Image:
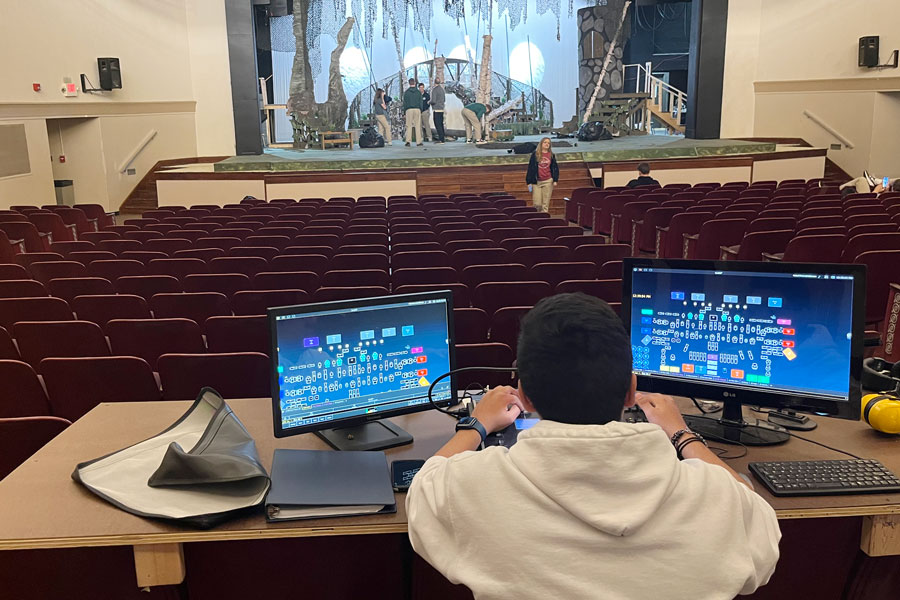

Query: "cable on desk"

xmin=787 ymin=432 xmax=862 ymax=460
xmin=696 ymin=429 xmax=749 ymax=460
xmin=428 ymin=366 xmax=518 ymax=418
xmin=748 ymin=406 xmax=862 ymax=459
xmin=708 ymin=445 xmax=749 ymax=460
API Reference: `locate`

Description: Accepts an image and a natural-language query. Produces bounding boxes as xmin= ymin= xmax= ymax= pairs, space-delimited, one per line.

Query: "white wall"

xmin=185 ymin=0 xmax=236 ymax=156
xmin=721 ymin=0 xmax=900 ymax=176
xmin=719 ymin=0 xmax=761 ymax=138
xmin=0 ymin=0 xmax=233 ymax=211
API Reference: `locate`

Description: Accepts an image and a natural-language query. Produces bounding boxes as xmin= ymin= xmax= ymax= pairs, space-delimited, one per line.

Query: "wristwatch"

xmin=455 ymin=416 xmax=487 ymax=443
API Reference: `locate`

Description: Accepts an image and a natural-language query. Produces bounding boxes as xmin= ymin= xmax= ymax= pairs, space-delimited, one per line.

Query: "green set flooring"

xmin=214 ymin=135 xmax=775 ymax=172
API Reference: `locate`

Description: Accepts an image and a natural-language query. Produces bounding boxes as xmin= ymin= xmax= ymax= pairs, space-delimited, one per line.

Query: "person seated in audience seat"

xmin=627 ymin=162 xmax=659 ymax=188
xmin=407 ymin=293 xmax=781 ymax=600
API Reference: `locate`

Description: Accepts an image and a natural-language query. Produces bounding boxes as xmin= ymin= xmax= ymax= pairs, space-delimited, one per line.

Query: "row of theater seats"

xmin=0 ymin=194 xmax=630 ymax=320
xmin=565 ymin=180 xmax=900 ymax=325
xmin=0 ymin=193 xmax=592 ymax=481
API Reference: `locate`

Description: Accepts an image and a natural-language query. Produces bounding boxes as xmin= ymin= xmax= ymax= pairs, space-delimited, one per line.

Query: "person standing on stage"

xmin=430 ymin=79 xmax=446 ymax=144
xmin=373 ymin=88 xmax=392 ymax=146
xmin=418 ymin=83 xmax=432 ymax=143
xmin=526 ymin=137 xmax=559 ymax=213
xmin=403 ymin=78 xmax=424 ymax=147
xmin=461 ymin=102 xmax=491 ymax=143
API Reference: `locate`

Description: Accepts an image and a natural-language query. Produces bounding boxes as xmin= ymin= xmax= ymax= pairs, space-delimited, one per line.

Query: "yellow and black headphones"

xmin=861 ymin=358 xmax=900 ymax=434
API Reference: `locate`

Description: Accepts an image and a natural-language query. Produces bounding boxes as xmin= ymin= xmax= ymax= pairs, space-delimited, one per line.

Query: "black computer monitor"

xmin=622 ymin=258 xmax=865 ymax=445
xmin=268 ymin=291 xmax=457 ymax=451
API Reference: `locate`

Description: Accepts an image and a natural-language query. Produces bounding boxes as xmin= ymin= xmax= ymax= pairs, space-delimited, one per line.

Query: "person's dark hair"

xmin=408 ymin=78 xmax=416 ymax=85
xmin=637 ymin=162 xmax=651 ymax=175
xmin=892 ymin=180 xmax=900 ymax=192
xmin=375 ymin=88 xmax=384 ymax=100
xmin=418 ymin=83 xmax=425 ymax=88
xmin=517 ymin=293 xmax=632 ymax=425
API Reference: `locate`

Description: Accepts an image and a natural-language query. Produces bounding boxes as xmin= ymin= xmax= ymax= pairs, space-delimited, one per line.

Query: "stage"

xmin=151 ymin=136 xmax=826 ymax=216
xmin=213 ymin=135 xmax=777 ymax=172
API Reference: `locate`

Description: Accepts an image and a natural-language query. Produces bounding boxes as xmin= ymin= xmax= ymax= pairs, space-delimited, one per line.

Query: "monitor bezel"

xmin=622 ymin=258 xmax=864 ymax=421
xmin=268 ymin=290 xmax=457 ymax=438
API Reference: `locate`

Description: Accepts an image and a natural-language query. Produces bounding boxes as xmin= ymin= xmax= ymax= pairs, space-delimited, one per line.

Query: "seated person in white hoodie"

xmin=407 ymin=293 xmax=781 ymax=600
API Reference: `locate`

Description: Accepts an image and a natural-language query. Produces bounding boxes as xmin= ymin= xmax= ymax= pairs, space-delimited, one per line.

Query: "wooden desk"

xmin=1 ymin=399 xmax=899 ymax=591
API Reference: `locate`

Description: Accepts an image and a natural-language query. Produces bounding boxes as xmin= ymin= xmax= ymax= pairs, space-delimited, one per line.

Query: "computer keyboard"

xmin=749 ymin=459 xmax=900 ymax=497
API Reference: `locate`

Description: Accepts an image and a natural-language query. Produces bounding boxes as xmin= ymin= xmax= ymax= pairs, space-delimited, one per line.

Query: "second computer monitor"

xmin=269 ymin=291 xmax=456 ymax=450
xmin=622 ymin=259 xmax=865 ymax=444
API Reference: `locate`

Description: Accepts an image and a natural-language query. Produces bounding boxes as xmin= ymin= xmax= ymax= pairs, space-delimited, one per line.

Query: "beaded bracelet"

xmin=675 ymin=434 xmax=708 ymax=460
xmin=670 ymin=428 xmax=693 ymax=446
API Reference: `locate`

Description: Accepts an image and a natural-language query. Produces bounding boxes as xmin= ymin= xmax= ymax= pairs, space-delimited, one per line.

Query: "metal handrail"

xmin=623 ymin=63 xmax=687 ymax=131
xmin=117 ymin=130 xmax=158 ymax=174
xmin=803 ymin=110 xmax=855 ymax=149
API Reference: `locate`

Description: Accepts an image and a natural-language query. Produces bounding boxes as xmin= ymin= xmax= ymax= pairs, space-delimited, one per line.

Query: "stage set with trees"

xmin=263 ymin=0 xmax=659 ymax=149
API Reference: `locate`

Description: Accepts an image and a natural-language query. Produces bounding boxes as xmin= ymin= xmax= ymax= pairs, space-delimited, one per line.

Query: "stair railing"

xmin=623 ymin=63 xmax=687 ymax=132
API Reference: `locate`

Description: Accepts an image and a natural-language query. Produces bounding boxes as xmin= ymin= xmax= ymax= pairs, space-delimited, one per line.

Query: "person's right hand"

xmin=635 ymin=392 xmax=689 ymax=437
xmin=471 ymin=386 xmax=524 ymax=434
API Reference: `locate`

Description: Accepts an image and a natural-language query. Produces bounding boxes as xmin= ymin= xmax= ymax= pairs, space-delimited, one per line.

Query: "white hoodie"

xmin=407 ymin=420 xmax=781 ymax=600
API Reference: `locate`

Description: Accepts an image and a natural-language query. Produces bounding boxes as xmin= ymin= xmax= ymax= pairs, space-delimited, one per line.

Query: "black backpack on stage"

xmin=577 ymin=121 xmax=612 ymax=141
xmin=359 ymin=126 xmax=384 ymax=148
xmin=510 ymin=141 xmax=537 ymax=155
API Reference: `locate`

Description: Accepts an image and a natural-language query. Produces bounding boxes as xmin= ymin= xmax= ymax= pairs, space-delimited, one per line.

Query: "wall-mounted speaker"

xmin=859 ymin=36 xmax=879 ymax=68
xmin=97 ymin=58 xmax=122 ymax=90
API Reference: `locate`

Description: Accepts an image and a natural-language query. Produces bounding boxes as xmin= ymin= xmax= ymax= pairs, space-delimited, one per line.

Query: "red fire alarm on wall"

xmin=59 ymin=155 xmax=66 ymax=163
xmin=33 ymin=83 xmax=41 ymax=92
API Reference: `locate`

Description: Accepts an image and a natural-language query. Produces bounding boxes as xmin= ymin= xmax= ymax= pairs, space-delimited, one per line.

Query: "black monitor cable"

xmin=784 ymin=432 xmax=861 ymax=460
xmin=746 ymin=406 xmax=861 ymax=459
xmin=427 ymin=366 xmax=518 ymax=419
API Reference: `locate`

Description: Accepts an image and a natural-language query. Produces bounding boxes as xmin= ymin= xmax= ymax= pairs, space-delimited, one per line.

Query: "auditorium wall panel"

xmin=0 ymin=0 xmax=233 ymax=210
xmin=752 ymin=91 xmax=876 ymax=177
xmin=0 ymin=120 xmax=55 ymax=208
xmin=601 ymin=164 xmax=752 ymax=187
xmin=721 ymin=0 xmax=900 ymax=176
xmin=157 ymin=179 xmax=267 ymax=208
xmin=751 ymin=155 xmax=826 ymax=183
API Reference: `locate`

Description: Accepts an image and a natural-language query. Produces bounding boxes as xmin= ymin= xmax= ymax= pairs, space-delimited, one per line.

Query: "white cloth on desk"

xmin=407 ymin=419 xmax=781 ymax=600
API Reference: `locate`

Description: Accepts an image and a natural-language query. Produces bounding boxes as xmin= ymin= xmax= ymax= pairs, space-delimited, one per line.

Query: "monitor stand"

xmin=683 ymin=400 xmax=790 ymax=446
xmin=767 ymin=409 xmax=817 ymax=431
xmin=316 ymin=419 xmax=413 ymax=451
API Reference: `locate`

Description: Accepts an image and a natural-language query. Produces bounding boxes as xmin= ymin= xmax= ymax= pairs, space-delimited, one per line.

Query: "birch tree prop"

xmin=428 ymin=39 xmax=439 ymax=85
xmin=477 ymin=35 xmax=493 ymax=104
xmin=582 ymin=0 xmax=632 ymax=124
xmin=477 ymin=34 xmax=493 ymax=137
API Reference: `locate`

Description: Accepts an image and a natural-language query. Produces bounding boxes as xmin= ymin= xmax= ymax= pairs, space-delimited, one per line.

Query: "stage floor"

xmin=213 ymin=135 xmax=777 ymax=172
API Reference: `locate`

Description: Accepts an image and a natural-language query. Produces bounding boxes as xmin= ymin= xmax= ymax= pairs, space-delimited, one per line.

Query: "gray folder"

xmin=265 ymin=449 xmax=396 ymax=522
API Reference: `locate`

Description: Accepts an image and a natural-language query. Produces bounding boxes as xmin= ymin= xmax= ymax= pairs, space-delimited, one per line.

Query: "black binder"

xmin=265 ymin=449 xmax=397 ymax=522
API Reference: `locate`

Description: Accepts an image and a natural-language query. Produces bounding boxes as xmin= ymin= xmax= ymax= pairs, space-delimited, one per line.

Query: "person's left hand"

xmin=471 ymin=386 xmax=524 ymax=433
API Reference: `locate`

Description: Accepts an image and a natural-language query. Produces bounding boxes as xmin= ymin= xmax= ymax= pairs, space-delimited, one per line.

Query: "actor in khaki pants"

xmin=405 ymin=108 xmax=422 ymax=144
xmin=461 ymin=107 xmax=482 ymax=143
xmin=531 ymin=179 xmax=554 ymax=212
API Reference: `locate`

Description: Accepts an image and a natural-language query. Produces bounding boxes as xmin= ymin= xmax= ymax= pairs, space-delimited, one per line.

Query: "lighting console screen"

xmin=628 ymin=267 xmax=854 ymax=401
xmin=273 ymin=298 xmax=453 ymax=431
